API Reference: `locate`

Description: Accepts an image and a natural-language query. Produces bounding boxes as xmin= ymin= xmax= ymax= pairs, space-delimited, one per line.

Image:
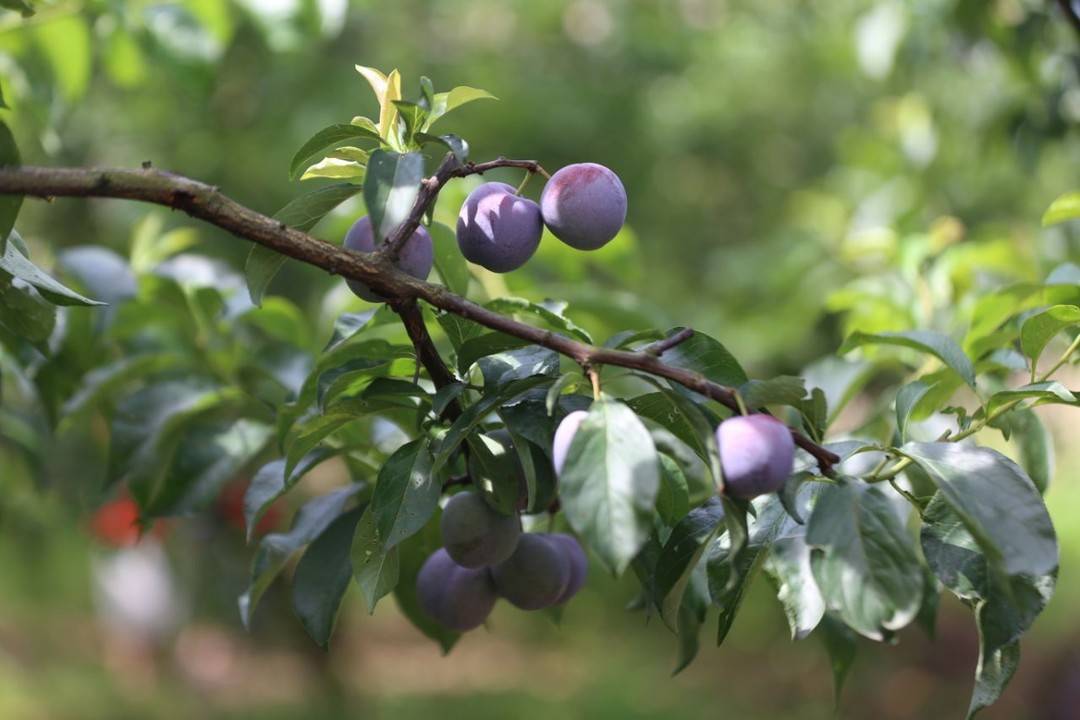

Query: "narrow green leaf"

xmin=290 ymin=123 xmax=380 ymax=180
xmin=477 ymin=344 xmax=560 ymax=389
xmin=764 ymin=534 xmax=825 ymax=640
xmin=654 ymin=497 xmax=724 ymax=629
xmin=0 ymin=121 xmax=21 ymax=254
xmin=425 ymin=86 xmax=497 ymax=130
xmin=841 ymin=330 xmax=976 ymax=388
xmin=351 ymin=505 xmax=400 ymax=612
xmin=901 ymin=442 xmax=1058 ymax=578
xmin=1019 ymin=305 xmax=1080 ymax=371
xmin=559 ymin=400 xmax=660 ymax=574
xmin=0 ymin=236 xmax=103 ymax=306
xmin=1042 ymin=191 xmax=1080 ymax=226
xmin=818 ymin=614 xmax=858 ymax=709
xmin=1008 ymin=409 xmax=1054 ymax=494
xmin=324 ymin=309 xmax=378 ymax=351
xmin=456 ymin=332 xmax=530 ymax=375
xmin=300 ymin=157 xmax=366 ymax=182
xmin=661 ymin=329 xmax=748 ymax=388
xmin=485 ymin=297 xmax=594 ymax=344
xmin=738 ymin=376 xmax=807 ymax=409
xmin=985 ymin=381 xmax=1075 ymax=416
xmin=415 ymin=133 xmax=469 ymax=164
xmin=895 ymin=380 xmax=931 ymax=444
xmin=806 ymin=482 xmax=923 ymax=640
xmin=430 ymin=222 xmax=470 ymax=295
xmin=371 ymin=438 xmax=438 ymax=550
xmin=656 ymin=454 xmax=691 ymax=526
xmin=243 ymin=449 xmax=337 ymax=541
xmin=292 ymin=507 xmax=361 ymax=649
xmin=629 ymin=390 xmax=713 ymax=465
xmin=363 ymin=150 xmax=423 ymax=241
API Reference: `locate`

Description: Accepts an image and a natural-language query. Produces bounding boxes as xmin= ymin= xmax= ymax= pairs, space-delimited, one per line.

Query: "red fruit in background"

xmin=218 ymin=480 xmax=282 ymax=537
xmin=89 ymin=496 xmax=143 ymax=548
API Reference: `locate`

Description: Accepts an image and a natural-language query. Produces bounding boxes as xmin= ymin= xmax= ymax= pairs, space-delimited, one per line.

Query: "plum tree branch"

xmin=391 ymin=299 xmax=462 ymax=420
xmin=0 ymin=163 xmax=840 ymax=474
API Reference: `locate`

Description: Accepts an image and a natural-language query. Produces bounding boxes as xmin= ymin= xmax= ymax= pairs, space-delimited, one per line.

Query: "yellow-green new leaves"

xmin=355 ymin=65 xmax=402 ymax=143
xmin=1042 ymin=191 xmax=1080 ymax=226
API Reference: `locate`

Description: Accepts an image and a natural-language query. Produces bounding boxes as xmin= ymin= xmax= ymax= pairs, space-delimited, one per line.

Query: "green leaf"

xmin=628 ymin=390 xmax=712 ymax=465
xmin=109 ymin=380 xmax=244 ymax=508
xmin=363 ymin=150 xmax=423 ymax=242
xmin=351 ymin=505 xmax=400 ymax=612
xmin=292 ymin=507 xmax=361 ymax=649
xmin=0 ymin=236 xmax=103 ymax=306
xmin=656 ymin=454 xmax=691 ymax=526
xmin=1042 ymin=191 xmax=1080 ymax=226
xmin=1019 ymin=305 xmax=1080 ymax=371
xmin=324 ymin=309 xmax=378 ymax=351
xmin=290 ymin=123 xmax=381 ymax=180
xmin=0 ymin=276 xmax=55 ymax=350
xmin=243 ymin=449 xmax=337 ymax=541
xmin=738 ymin=376 xmax=807 ymax=409
xmin=841 ymin=330 xmax=976 ymax=388
xmin=239 ymin=486 xmax=359 ymax=627
xmin=437 ymin=312 xmax=486 ymax=351
xmin=895 ymin=380 xmax=931 ymax=444
xmin=456 ymin=332 xmax=530 ymax=375
xmin=801 ymin=356 xmax=874 ymax=425
xmin=818 ymin=614 xmax=858 ymax=708
xmin=486 ymin=297 xmax=594 ymax=344
xmin=34 ymin=15 xmax=91 ymax=101
xmin=0 ymin=78 xmax=6 ymax=108
xmin=300 ymin=157 xmax=367 ymax=182
xmin=61 ymin=354 xmax=181 ymax=419
xmin=0 ymin=121 xmax=21 ymax=254
xmin=902 ymin=443 xmax=1058 ymax=579
xmin=546 ymin=372 xmax=579 ymax=415
xmin=425 ymin=86 xmax=497 ymax=130
xmin=968 ymin=640 xmax=1019 ymax=720
xmin=654 ymin=497 xmax=725 ymax=630
xmin=1006 ymin=409 xmax=1054 ymax=494
xmin=246 ymin=183 xmax=362 ymax=305
xmin=392 ymin=100 xmax=429 ymax=145
xmin=394 ymin=507 xmax=459 ymax=653
xmin=985 ymin=381 xmax=1075 ymax=416
xmin=660 ymin=330 xmax=748 ymax=388
xmin=477 ymin=344 xmax=560 ymax=388
xmin=763 ymin=534 xmax=825 ymax=640
xmin=559 ymin=400 xmax=660 ymax=574
xmin=430 ymin=222 xmax=470 ymax=295
xmin=415 ymin=133 xmax=469 ymax=164
xmin=806 ymin=481 xmax=923 ymax=640
xmin=370 ymin=438 xmax=438 ymax=550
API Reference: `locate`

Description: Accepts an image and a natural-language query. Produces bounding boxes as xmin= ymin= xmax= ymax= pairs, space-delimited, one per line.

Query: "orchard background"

xmin=3 ymin=1 xmax=1080 ymax=719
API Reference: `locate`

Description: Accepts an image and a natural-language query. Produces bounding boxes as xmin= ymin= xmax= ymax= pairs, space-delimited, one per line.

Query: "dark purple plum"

xmin=416 ymin=548 xmax=498 ymax=631
xmin=440 ymin=490 xmax=521 ymax=568
xmin=456 ymin=182 xmax=543 ymax=272
xmin=540 ymin=163 xmax=626 ymax=250
xmin=342 ymin=216 xmax=433 ymax=302
xmin=552 ymin=409 xmax=589 ymax=477
xmin=548 ymin=533 xmax=587 ymax=604
xmin=716 ymin=414 xmax=795 ymax=499
xmin=491 ymin=533 xmax=570 ymax=610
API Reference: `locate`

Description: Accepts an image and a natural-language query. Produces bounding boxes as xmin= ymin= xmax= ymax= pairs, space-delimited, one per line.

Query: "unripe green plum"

xmin=716 ymin=414 xmax=795 ymax=498
xmin=440 ymin=490 xmax=521 ymax=568
xmin=540 ymin=163 xmax=626 ymax=250
xmin=548 ymin=533 xmax=587 ymax=604
xmin=491 ymin=533 xmax=571 ymax=610
xmin=416 ymin=548 xmax=497 ymax=631
xmin=343 ymin=216 xmax=433 ymax=302
xmin=552 ymin=409 xmax=589 ymax=476
xmin=456 ymin=182 xmax=543 ymax=272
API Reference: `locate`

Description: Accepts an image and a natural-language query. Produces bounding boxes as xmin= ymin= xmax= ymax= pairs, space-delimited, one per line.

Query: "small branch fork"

xmin=0 ymin=160 xmax=840 ymax=474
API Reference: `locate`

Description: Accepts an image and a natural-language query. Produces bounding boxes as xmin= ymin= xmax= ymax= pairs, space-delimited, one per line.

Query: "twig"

xmin=391 ymin=299 xmax=462 ymax=420
xmin=0 ymin=164 xmax=840 ymax=474
xmin=643 ymin=327 xmax=694 ymax=357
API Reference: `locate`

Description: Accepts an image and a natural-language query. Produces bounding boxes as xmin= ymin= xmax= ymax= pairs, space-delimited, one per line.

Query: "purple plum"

xmin=716 ymin=414 xmax=795 ymax=498
xmin=552 ymin=409 xmax=589 ymax=476
xmin=416 ymin=548 xmax=498 ymax=631
xmin=491 ymin=533 xmax=570 ymax=610
xmin=540 ymin=163 xmax=626 ymax=250
xmin=456 ymin=182 xmax=543 ymax=272
xmin=440 ymin=490 xmax=521 ymax=568
xmin=548 ymin=533 xmax=588 ymax=604
xmin=342 ymin=216 xmax=433 ymax=302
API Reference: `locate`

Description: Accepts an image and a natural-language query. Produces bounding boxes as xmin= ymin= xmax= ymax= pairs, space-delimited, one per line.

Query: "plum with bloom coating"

xmin=440 ymin=490 xmax=521 ymax=568
xmin=491 ymin=534 xmax=570 ymax=610
xmin=548 ymin=533 xmax=587 ymax=604
xmin=457 ymin=182 xmax=543 ymax=272
xmin=343 ymin=216 xmax=433 ymax=302
xmin=716 ymin=414 xmax=795 ymax=498
xmin=416 ymin=548 xmax=497 ymax=631
xmin=540 ymin=163 xmax=627 ymax=250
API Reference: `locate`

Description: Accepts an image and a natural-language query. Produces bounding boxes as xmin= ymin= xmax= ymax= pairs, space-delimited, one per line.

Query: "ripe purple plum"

xmin=716 ymin=414 xmax=795 ymax=499
xmin=456 ymin=182 xmax=544 ymax=272
xmin=440 ymin=490 xmax=521 ymax=568
xmin=540 ymin=163 xmax=627 ymax=250
xmin=491 ymin=533 xmax=570 ymax=610
xmin=548 ymin=533 xmax=587 ymax=604
xmin=342 ymin=216 xmax=433 ymax=302
xmin=416 ymin=548 xmax=498 ymax=631
xmin=552 ymin=409 xmax=589 ymax=476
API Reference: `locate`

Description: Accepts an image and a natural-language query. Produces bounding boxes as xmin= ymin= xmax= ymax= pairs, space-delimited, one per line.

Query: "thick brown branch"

xmin=380 ymin=154 xmax=546 ymax=259
xmin=0 ymin=164 xmax=839 ymax=474
xmin=392 ymin=299 xmax=462 ymax=420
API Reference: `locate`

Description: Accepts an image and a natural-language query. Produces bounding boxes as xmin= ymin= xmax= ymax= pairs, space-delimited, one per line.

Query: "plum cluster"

xmin=343 ymin=162 xmax=626 ymax=299
xmin=416 ymin=490 xmax=587 ymax=632
xmin=553 ymin=410 xmax=795 ymax=500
